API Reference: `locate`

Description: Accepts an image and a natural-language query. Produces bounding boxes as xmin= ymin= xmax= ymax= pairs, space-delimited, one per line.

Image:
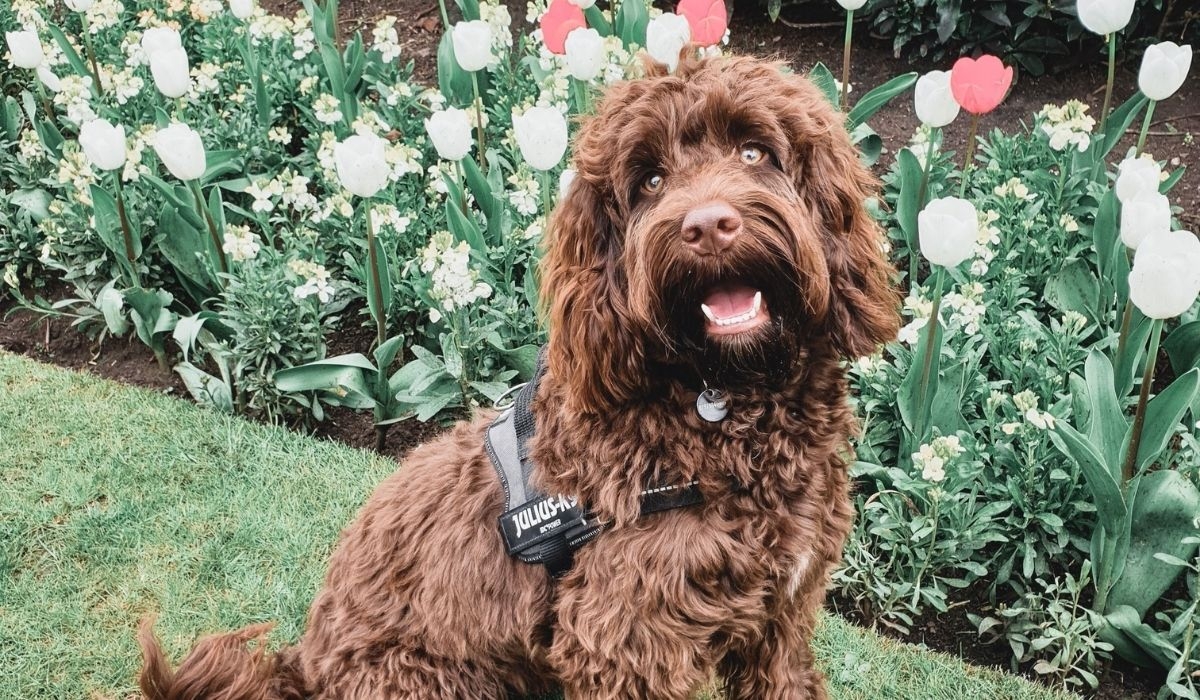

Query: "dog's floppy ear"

xmin=790 ymin=83 xmax=900 ymax=358
xmin=541 ymin=173 xmax=644 ymax=415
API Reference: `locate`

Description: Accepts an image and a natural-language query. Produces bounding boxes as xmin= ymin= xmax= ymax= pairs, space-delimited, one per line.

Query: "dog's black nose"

xmin=681 ymin=202 xmax=742 ymax=255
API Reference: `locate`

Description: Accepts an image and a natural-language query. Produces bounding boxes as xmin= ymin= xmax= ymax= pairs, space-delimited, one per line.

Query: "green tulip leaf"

xmin=1049 ymin=420 xmax=1127 ymax=525
xmin=808 ymin=62 xmax=839 ymax=110
xmin=615 ymin=0 xmax=648 ymax=48
xmin=1102 ymin=605 xmax=1172 ymax=669
xmin=1121 ymin=368 xmax=1200 ymax=473
xmin=847 ymin=72 xmax=918 ymax=130
xmin=437 ymin=30 xmax=474 ymax=107
xmin=1099 ymin=92 xmax=1150 ymax=160
xmin=1045 ymin=258 xmax=1102 ymax=329
xmin=1164 ymin=321 xmax=1200 ymax=374
xmin=894 ymin=147 xmax=923 ymax=247
xmin=1082 ymin=349 xmax=1127 ymax=472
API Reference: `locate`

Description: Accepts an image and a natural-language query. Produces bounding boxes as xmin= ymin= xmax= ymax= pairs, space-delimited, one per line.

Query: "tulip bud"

xmin=1129 ymin=230 xmax=1200 ymax=319
xmin=65 ymin=0 xmax=95 ymax=10
xmin=918 ymin=196 xmax=978 ymax=268
xmin=1115 ymin=156 xmax=1161 ymax=203
xmin=424 ymin=107 xmax=473 ymax=162
xmin=512 ymin=106 xmax=568 ymax=171
xmin=6 ymin=30 xmax=45 ymax=70
xmin=37 ymin=65 xmax=62 ymax=93
xmin=1076 ymin=0 xmax=1136 ymax=36
xmin=451 ymin=20 xmax=493 ymax=72
xmin=559 ymin=168 xmax=577 ymax=199
xmin=154 ymin=123 xmax=207 ymax=181
xmin=836 ymin=0 xmax=867 ymax=9
xmin=1138 ymin=42 xmax=1192 ymax=101
xmin=229 ymin=0 xmax=255 ymax=20
xmin=141 ymin=27 xmax=183 ymax=58
xmin=564 ymin=27 xmax=604 ymax=82
xmin=1119 ymin=191 xmax=1171 ymax=250
xmin=914 ymin=70 xmax=960 ymax=128
xmin=333 ymin=133 xmax=390 ymax=198
xmin=150 ymin=45 xmax=192 ymax=98
xmin=79 ymin=119 xmax=127 ymax=172
xmin=645 ymin=13 xmax=691 ymax=73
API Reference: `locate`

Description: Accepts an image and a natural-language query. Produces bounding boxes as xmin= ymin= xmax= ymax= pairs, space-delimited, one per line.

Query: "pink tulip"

xmin=540 ymin=0 xmax=586 ymax=55
xmin=677 ymin=0 xmax=727 ymax=46
xmin=950 ymin=55 xmax=1013 ymax=115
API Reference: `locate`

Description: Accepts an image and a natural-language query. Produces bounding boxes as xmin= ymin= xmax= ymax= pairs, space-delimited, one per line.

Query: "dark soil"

xmin=5 ymin=3 xmax=1194 ymax=698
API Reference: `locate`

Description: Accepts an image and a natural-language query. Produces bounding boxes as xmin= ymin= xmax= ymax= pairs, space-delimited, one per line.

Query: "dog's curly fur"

xmin=137 ymin=53 xmax=899 ymax=700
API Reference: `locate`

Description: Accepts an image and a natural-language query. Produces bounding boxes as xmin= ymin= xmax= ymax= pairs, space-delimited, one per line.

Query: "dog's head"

xmin=542 ymin=54 xmax=899 ymax=414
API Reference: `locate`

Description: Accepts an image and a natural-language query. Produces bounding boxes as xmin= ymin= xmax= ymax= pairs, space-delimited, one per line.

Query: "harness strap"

xmin=487 ymin=349 xmax=704 ymax=577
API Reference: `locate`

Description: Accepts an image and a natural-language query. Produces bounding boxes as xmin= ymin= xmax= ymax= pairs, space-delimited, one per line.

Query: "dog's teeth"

xmin=701 ymin=304 xmax=717 ymax=323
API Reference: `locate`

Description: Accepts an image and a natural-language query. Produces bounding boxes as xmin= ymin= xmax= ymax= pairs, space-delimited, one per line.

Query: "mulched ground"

xmin=5 ymin=2 xmax=1196 ymax=697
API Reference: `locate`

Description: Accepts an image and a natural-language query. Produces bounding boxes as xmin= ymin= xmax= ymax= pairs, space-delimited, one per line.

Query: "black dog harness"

xmin=486 ymin=353 xmax=704 ymax=577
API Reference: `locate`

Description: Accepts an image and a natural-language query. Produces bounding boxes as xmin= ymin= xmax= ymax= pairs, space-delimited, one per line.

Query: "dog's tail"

xmin=137 ymin=618 xmax=307 ymax=700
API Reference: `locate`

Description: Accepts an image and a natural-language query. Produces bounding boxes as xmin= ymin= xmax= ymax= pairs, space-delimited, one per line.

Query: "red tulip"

xmin=949 ymin=55 xmax=1013 ymax=115
xmin=540 ymin=0 xmax=586 ymax=55
xmin=677 ymin=0 xmax=727 ymax=46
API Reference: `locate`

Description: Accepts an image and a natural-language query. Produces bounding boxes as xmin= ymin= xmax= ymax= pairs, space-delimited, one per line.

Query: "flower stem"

xmin=436 ymin=0 xmax=450 ymax=29
xmin=114 ymin=177 xmax=138 ymax=285
xmin=1115 ymin=297 xmax=1134 ymax=364
xmin=840 ymin=9 xmax=854 ymax=113
xmin=917 ymin=127 xmax=938 ymax=208
xmin=456 ymin=159 xmax=469 ymax=217
xmin=189 ymin=180 xmax=228 ymax=279
xmin=1135 ymin=99 xmax=1157 ymax=157
xmin=959 ymin=114 xmax=980 ymax=198
xmin=79 ymin=13 xmax=105 ymax=98
xmin=913 ymin=267 xmax=946 ymax=441
xmin=1121 ymin=317 xmax=1164 ymax=484
xmin=470 ymin=71 xmax=486 ymax=172
xmin=540 ymin=169 xmax=553 ymax=233
xmin=1100 ymin=33 xmax=1116 ymax=134
xmin=366 ymin=203 xmax=387 ymax=348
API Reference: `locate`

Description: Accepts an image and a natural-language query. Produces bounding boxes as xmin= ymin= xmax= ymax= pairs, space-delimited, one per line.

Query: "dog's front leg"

xmin=547 ymin=523 xmax=729 ymax=700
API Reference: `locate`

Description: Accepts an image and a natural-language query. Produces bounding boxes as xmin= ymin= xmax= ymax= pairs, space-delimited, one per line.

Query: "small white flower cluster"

xmin=507 ymin=171 xmax=541 ymax=216
xmin=18 ymin=129 xmax=44 ymax=164
xmin=1059 ymin=310 xmax=1089 ymax=337
xmin=371 ymin=17 xmax=402 ymax=63
xmin=291 ymin=11 xmax=316 ymax=60
xmin=912 ymin=435 xmax=965 ymax=483
xmin=245 ymin=176 xmax=284 ymax=213
xmin=87 ymin=0 xmax=127 ymax=34
xmin=110 ymin=66 xmax=145 ymax=104
xmin=897 ymin=291 xmax=934 ymax=345
xmin=189 ymin=61 xmax=222 ymax=95
xmin=943 ymin=282 xmax=986 ymax=336
xmin=1037 ymin=100 xmax=1095 ymax=153
xmin=1059 ymin=213 xmax=1080 ymax=234
xmin=313 ymin=94 xmax=343 ymax=125
xmin=222 ymin=224 xmax=261 ymax=262
xmin=372 ymin=203 xmax=411 ymax=235
xmin=480 ymin=2 xmax=513 ymax=65
xmin=188 ymin=0 xmax=224 ymax=23
xmin=852 ymin=353 xmax=889 ymax=379
xmin=1001 ymin=390 xmax=1056 ymax=433
xmin=971 ymin=209 xmax=1001 ymax=276
xmin=289 ymin=259 xmax=335 ymax=303
xmin=992 ymin=177 xmax=1035 ymax=200
xmin=56 ymin=149 xmax=97 ymax=205
xmin=248 ymin=13 xmax=291 ymax=44
xmin=419 ymin=231 xmax=492 ymax=322
xmin=121 ymin=125 xmax=155 ymax=182
xmin=53 ymin=74 xmax=96 ymax=125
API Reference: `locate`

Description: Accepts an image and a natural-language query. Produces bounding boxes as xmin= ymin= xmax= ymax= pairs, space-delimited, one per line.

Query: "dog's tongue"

xmin=703 ymin=285 xmax=758 ymax=318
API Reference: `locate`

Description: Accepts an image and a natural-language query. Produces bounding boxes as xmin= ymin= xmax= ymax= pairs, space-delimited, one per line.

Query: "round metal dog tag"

xmin=696 ymin=389 xmax=729 ymax=422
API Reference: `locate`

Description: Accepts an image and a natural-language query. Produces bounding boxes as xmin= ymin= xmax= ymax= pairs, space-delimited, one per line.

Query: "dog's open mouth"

xmin=700 ymin=284 xmax=771 ymax=336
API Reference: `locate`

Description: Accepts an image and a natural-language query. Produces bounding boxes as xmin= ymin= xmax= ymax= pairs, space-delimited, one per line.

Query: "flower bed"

xmin=3 ymin=0 xmax=1199 ymax=697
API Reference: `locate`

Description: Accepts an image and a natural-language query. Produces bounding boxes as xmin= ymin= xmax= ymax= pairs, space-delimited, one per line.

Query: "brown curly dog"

xmin=138 ymin=52 xmax=899 ymax=700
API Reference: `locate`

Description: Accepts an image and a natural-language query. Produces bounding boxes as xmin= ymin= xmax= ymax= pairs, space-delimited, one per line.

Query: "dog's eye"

xmin=642 ymin=173 xmax=665 ymax=194
xmin=739 ymin=145 xmax=766 ymax=165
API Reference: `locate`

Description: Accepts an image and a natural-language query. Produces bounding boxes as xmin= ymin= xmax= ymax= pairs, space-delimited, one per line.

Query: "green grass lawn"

xmin=0 ymin=351 xmax=1075 ymax=700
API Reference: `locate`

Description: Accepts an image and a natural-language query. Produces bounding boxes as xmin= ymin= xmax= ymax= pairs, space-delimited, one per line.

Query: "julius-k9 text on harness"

xmin=486 ymin=351 xmax=704 ymax=577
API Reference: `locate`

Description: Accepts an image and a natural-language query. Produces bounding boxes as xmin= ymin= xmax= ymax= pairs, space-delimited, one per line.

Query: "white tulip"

xmin=150 ymin=45 xmax=192 ymax=98
xmin=6 ymin=30 xmax=44 ymax=69
xmin=154 ymin=123 xmax=207 ymax=181
xmin=559 ymin=168 xmax=577 ymax=199
xmin=1120 ymin=191 xmax=1171 ymax=249
xmin=918 ymin=196 xmax=978 ymax=268
xmin=1129 ymin=230 xmax=1200 ymax=319
xmin=512 ymin=106 xmax=569 ymax=171
xmin=645 ymin=13 xmax=691 ymax=73
xmin=564 ymin=27 xmax=604 ymax=82
xmin=424 ymin=107 xmax=473 ymax=162
xmin=79 ymin=119 xmax=127 ymax=171
xmin=451 ymin=20 xmax=493 ymax=72
xmin=140 ymin=27 xmax=183 ymax=58
xmin=1115 ymin=156 xmax=1161 ymax=203
xmin=36 ymin=65 xmax=61 ymax=93
xmin=568 ymin=0 xmax=596 ymax=7
xmin=64 ymin=0 xmax=95 ymax=10
xmin=1076 ymin=0 xmax=1136 ymax=35
xmin=333 ymin=133 xmax=390 ymax=198
xmin=836 ymin=0 xmax=867 ymax=9
xmin=228 ymin=0 xmax=255 ymax=20
xmin=1138 ymin=42 xmax=1192 ymax=101
xmin=914 ymin=70 xmax=960 ymax=128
